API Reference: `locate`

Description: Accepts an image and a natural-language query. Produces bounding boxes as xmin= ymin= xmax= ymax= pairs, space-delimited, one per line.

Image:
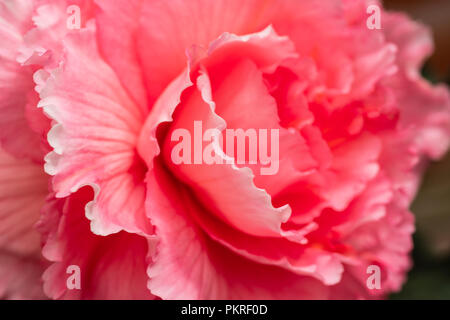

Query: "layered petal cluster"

xmin=0 ymin=0 xmax=449 ymax=299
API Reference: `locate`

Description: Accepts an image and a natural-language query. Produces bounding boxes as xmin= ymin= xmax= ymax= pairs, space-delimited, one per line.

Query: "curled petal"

xmin=37 ymin=24 xmax=151 ymax=236
xmin=39 ymin=188 xmax=155 ymax=300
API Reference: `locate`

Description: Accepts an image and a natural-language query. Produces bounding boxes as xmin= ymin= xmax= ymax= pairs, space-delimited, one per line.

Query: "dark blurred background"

xmin=383 ymin=0 xmax=450 ymax=300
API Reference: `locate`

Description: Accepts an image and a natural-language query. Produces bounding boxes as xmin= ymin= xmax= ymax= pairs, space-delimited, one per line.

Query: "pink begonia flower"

xmin=0 ymin=0 xmax=155 ymax=300
xmin=0 ymin=0 xmax=449 ymax=299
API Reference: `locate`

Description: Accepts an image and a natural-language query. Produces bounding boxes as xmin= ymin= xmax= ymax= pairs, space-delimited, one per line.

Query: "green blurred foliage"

xmin=391 ymin=234 xmax=450 ymax=299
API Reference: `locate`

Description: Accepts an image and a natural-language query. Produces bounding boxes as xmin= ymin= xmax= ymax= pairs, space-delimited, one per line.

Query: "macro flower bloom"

xmin=0 ymin=0 xmax=449 ymax=299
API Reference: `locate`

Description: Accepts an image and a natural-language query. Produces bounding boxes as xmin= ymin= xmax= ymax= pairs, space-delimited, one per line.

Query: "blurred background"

xmin=384 ymin=0 xmax=450 ymax=300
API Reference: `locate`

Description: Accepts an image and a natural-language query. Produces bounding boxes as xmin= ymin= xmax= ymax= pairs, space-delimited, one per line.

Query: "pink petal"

xmin=162 ymin=70 xmax=291 ymax=239
xmin=383 ymin=11 xmax=450 ymax=161
xmin=18 ymin=0 xmax=96 ymax=67
xmin=94 ymin=0 xmax=147 ymax=110
xmin=308 ymin=133 xmax=382 ymax=212
xmin=146 ymin=162 xmax=329 ymax=299
xmin=39 ymin=188 xmax=155 ymax=300
xmin=341 ymin=202 xmax=414 ymax=296
xmin=37 ymin=24 xmax=151 ymax=236
xmin=180 ymin=176 xmax=344 ymax=285
xmin=333 ymin=174 xmax=393 ymax=236
xmin=0 ymin=146 xmax=47 ymax=255
xmin=0 ymin=0 xmax=47 ymax=162
xmin=0 ymin=252 xmax=45 ymax=299
xmin=137 ymin=0 xmax=276 ymax=105
xmin=390 ymin=74 xmax=450 ymax=160
xmin=0 ymin=145 xmax=48 ymax=299
xmin=383 ymin=12 xmax=433 ymax=78
xmin=207 ymin=58 xmax=317 ymax=196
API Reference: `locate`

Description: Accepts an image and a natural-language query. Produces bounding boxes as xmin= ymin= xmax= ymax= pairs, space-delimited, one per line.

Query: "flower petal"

xmin=94 ymin=0 xmax=147 ymax=110
xmin=37 ymin=24 xmax=151 ymax=235
xmin=146 ymin=162 xmax=329 ymax=299
xmin=0 ymin=0 xmax=47 ymax=162
xmin=39 ymin=188 xmax=155 ymax=300
xmin=0 ymin=145 xmax=47 ymax=299
xmin=162 ymin=70 xmax=291 ymax=239
xmin=137 ymin=0 xmax=276 ymax=104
